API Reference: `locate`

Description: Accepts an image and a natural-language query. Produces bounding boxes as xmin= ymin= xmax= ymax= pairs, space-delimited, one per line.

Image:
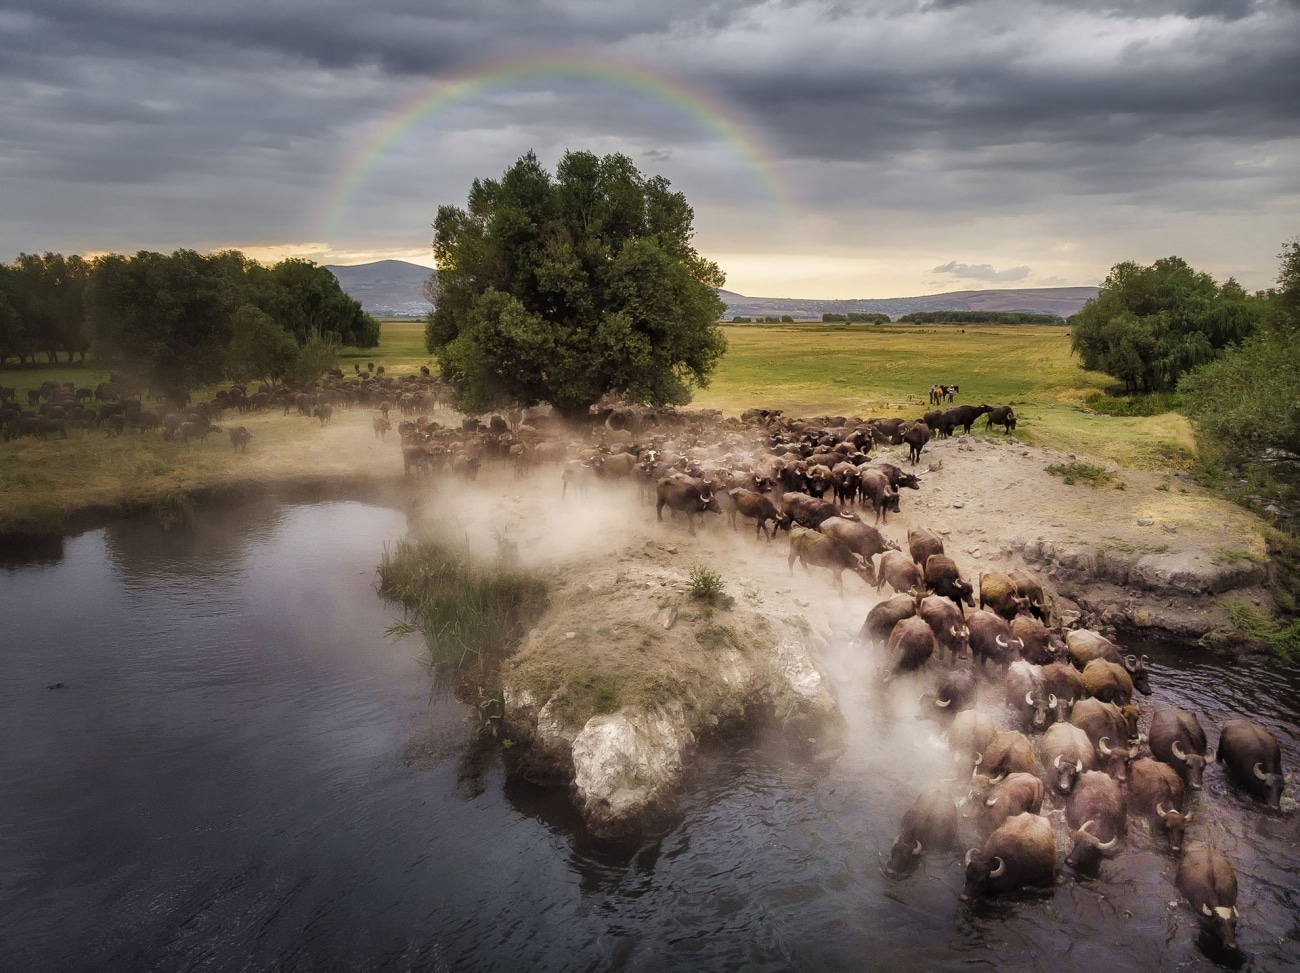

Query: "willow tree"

xmin=425 ymin=150 xmax=727 ymax=420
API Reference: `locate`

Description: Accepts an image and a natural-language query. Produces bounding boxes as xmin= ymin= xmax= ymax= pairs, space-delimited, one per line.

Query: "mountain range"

xmin=326 ymin=260 xmax=1097 ymax=320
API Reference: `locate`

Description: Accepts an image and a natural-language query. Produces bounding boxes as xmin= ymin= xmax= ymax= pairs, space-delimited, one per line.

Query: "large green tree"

xmin=246 ymin=258 xmax=380 ymax=348
xmin=86 ymin=249 xmax=241 ymax=400
xmin=1070 ymin=255 xmax=1264 ymax=392
xmin=425 ymin=150 xmax=727 ymax=418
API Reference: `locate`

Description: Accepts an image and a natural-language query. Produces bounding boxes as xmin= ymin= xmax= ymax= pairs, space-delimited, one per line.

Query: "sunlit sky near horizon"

xmin=3 ymin=0 xmax=1297 ymax=298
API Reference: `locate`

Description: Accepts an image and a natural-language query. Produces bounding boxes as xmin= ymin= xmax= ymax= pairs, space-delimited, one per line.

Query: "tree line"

xmin=896 ymin=311 xmax=1064 ymax=324
xmin=0 ymin=250 xmax=379 ymax=398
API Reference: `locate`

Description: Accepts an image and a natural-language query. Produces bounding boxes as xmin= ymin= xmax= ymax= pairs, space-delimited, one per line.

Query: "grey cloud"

xmin=932 ymin=262 xmax=1032 ymax=282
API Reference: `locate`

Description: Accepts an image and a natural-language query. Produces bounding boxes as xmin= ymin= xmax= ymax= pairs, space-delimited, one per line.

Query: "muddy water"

xmin=1 ymin=501 xmax=1297 ymax=971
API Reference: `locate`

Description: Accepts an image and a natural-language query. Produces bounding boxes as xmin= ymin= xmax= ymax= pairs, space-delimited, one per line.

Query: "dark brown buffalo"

xmin=655 ymin=476 xmax=721 ymax=536
xmin=901 ymin=420 xmax=932 ymax=465
xmin=1122 ymin=653 xmax=1153 ymax=695
xmin=876 ymin=549 xmax=924 ymax=596
xmin=948 ymin=709 xmax=997 ymax=773
xmin=788 ymin=528 xmax=874 ymax=593
xmin=925 ymin=554 xmax=974 ymax=610
xmin=1009 ymin=569 xmax=1048 ymax=623
xmin=727 ymin=488 xmax=786 ymax=539
xmin=967 ymin=610 xmax=1022 ymax=672
xmin=858 ymin=468 xmax=900 ymax=524
xmin=931 ymin=664 xmax=979 ymax=716
xmin=974 ymin=772 xmax=1044 ymax=832
xmin=804 ymin=463 xmax=834 ymax=499
xmin=860 ymin=593 xmax=920 ymax=645
xmin=863 ymin=461 xmax=921 ymax=492
xmin=907 ymin=527 xmax=944 ymax=567
xmin=830 ymin=462 xmax=861 ymax=507
xmin=979 ymin=571 xmax=1028 ymax=620
xmin=1127 ymin=757 xmax=1191 ymax=852
xmin=976 ymin=730 xmax=1037 ymax=780
xmin=1070 ymin=698 xmax=1134 ymax=781
xmin=1041 ymin=661 xmax=1085 ymax=718
xmin=1011 ymin=614 xmax=1056 ymax=665
xmin=1040 ymin=722 xmax=1095 ymax=795
xmin=778 ymin=491 xmax=842 ymax=529
xmin=818 ymin=517 xmax=899 ymax=562
xmin=1065 ymin=771 xmax=1126 ymax=874
xmin=1176 ymin=842 xmax=1240 ymax=952
xmin=919 ymin=595 xmax=970 ymax=661
xmin=960 ymin=812 xmax=1056 ymax=901
xmin=885 ymin=615 xmax=936 ymax=677
xmin=1149 ymin=705 xmax=1210 ymax=790
xmin=1216 ymin=719 xmax=1284 ymax=809
xmin=1006 ymin=660 xmax=1055 ymax=732
xmin=944 ymin=403 xmax=993 ymax=435
xmin=229 ymin=426 xmax=252 ymax=452
xmin=984 ymin=406 xmax=1017 ymax=434
xmin=884 ymin=788 xmax=960 ymax=879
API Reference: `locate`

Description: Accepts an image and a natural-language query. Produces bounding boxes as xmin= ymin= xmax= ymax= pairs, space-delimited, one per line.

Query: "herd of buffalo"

xmin=388 ymin=395 xmax=1285 ymax=959
xmin=4 ymin=368 xmax=1286 ymax=957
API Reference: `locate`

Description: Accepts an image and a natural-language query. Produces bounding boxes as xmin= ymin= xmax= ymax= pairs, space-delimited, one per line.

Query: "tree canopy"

xmin=1069 ymin=255 xmax=1264 ymax=392
xmin=425 ymin=150 xmax=727 ymax=418
xmin=1180 ymin=238 xmax=1300 ymax=469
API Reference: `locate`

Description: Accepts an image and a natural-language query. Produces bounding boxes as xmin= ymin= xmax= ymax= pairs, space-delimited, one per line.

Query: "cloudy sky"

xmin=2 ymin=0 xmax=1297 ymax=298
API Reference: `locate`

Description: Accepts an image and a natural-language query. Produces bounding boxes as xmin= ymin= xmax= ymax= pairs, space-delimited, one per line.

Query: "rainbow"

xmin=319 ymin=51 xmax=794 ymax=238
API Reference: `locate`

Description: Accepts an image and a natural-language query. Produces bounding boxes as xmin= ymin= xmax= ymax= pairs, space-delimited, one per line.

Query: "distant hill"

xmin=325 ymin=260 xmax=436 ymax=318
xmin=325 ymin=260 xmax=1097 ymax=321
xmin=716 ymin=286 xmax=1098 ymax=321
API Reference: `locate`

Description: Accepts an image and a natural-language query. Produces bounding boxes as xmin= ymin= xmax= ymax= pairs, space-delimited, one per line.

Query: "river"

xmin=1 ymin=501 xmax=1296 ymax=971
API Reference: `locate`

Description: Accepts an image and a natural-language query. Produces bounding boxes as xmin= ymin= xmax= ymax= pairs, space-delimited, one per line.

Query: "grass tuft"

xmin=1223 ymin=601 xmax=1299 ymax=662
xmin=689 ymin=564 xmax=725 ymax=603
xmin=1045 ymin=461 xmax=1118 ymax=488
xmin=1085 ymin=392 xmax=1183 ymax=417
xmin=378 ymin=538 xmax=549 ymax=681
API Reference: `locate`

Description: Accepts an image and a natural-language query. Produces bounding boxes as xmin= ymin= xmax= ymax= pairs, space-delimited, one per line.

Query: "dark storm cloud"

xmin=1 ymin=0 xmax=1296 ymax=286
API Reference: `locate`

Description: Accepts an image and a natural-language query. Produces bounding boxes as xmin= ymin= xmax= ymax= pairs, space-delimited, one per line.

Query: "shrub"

xmin=688 ymin=564 xmax=725 ymax=602
xmin=1044 ymin=462 xmax=1117 ymax=487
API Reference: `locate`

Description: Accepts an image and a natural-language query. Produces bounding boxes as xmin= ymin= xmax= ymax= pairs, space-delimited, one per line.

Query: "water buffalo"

xmin=979 ymin=571 xmax=1028 ymax=621
xmin=907 ymin=527 xmax=944 ymax=567
xmin=1122 ymin=653 xmax=1153 ymax=696
xmin=1127 ymin=757 xmax=1191 ymax=852
xmin=945 ymin=404 xmax=993 ymax=436
xmin=818 ymin=517 xmax=898 ymax=562
xmin=1041 ymin=661 xmax=1085 ymax=718
xmin=967 ymin=610 xmax=1022 ymax=672
xmin=1081 ymin=659 xmax=1135 ymax=706
xmin=1216 ymin=719 xmax=1284 ymax=809
xmin=1149 ymin=705 xmax=1210 ymax=790
xmin=961 ymin=812 xmax=1056 ymax=901
xmin=1070 ymin=698 xmax=1135 ymax=780
xmin=803 ymin=463 xmax=834 ymax=499
xmin=563 ymin=461 xmax=598 ymax=499
xmin=884 ymin=788 xmax=960 ymax=879
xmin=901 ymin=421 xmax=932 ymax=465
xmin=788 ymin=527 xmax=874 ymax=593
xmin=1006 ymin=660 xmax=1055 ymax=732
xmin=948 ymin=709 xmax=997 ymax=774
xmin=860 ymin=592 xmax=921 ymax=645
xmin=924 ymin=554 xmax=975 ymax=610
xmin=1065 ymin=771 xmax=1126 ymax=875
xmin=179 ymin=421 xmax=215 ymax=444
xmin=876 ymin=549 xmax=924 ymax=596
xmin=656 ymin=476 xmax=722 ymax=536
xmin=985 ymin=406 xmax=1017 ymax=434
xmin=1010 ymin=614 xmax=1055 ymax=665
xmin=1176 ymin=842 xmax=1240 ymax=952
xmin=919 ymin=595 xmax=971 ymax=662
xmin=1040 ymin=722 xmax=1095 ymax=795
xmin=976 ymin=730 xmax=1037 ymax=780
xmin=973 ymin=772 xmax=1044 ymax=833
xmin=229 ymin=426 xmax=252 ymax=452
xmin=932 ymin=664 xmax=978 ymax=715
xmin=885 ymin=615 xmax=936 ymax=677
xmin=864 ymin=461 xmax=921 ymax=492
xmin=778 ymin=491 xmax=843 ymax=529
xmin=728 ymin=488 xmax=786 ymax=539
xmin=1008 ymin=570 xmax=1048 ymax=623
xmin=1066 ymin=629 xmax=1123 ymax=669
xmin=859 ymin=469 xmax=900 ymax=524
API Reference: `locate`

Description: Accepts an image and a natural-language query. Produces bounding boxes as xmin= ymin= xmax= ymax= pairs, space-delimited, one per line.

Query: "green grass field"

xmin=0 ymin=318 xmax=1197 ymax=534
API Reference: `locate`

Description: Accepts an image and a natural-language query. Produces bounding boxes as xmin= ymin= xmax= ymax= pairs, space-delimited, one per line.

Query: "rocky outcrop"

xmin=502 ymin=626 xmax=842 ymax=840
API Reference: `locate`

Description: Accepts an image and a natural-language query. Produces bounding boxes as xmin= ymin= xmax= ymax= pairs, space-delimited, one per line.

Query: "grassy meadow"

xmin=0 ymin=318 xmax=1198 ymax=535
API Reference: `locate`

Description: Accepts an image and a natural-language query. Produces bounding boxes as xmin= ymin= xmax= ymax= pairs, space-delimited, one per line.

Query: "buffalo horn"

xmin=973 ymin=753 xmax=983 ymax=767
xmin=996 ymin=635 xmax=1008 ymax=648
xmin=1049 ymin=693 xmax=1058 ymax=709
xmin=1014 ymin=638 xmax=1025 ymax=649
xmin=1099 ymin=737 xmax=1112 ymax=756
xmin=1053 ymin=754 xmax=1062 ymax=769
xmin=1140 ymin=654 xmax=1149 ymax=666
xmin=912 ymin=840 xmax=923 ymax=856
xmin=1025 ymin=691 xmax=1035 ymax=706
xmin=1171 ymin=740 xmax=1187 ymax=762
xmin=935 ymin=697 xmax=952 ymax=708
xmin=1125 ymin=654 xmax=1136 ymax=667
xmin=950 ymin=625 xmax=960 ymax=637
xmin=1079 ymin=819 xmax=1095 ymax=836
xmin=965 ymin=848 xmax=977 ymax=866
xmin=1075 ymin=759 xmax=1083 ymax=773
xmin=1097 ymin=836 xmax=1118 ymax=851
xmin=985 ymin=796 xmax=998 ymax=807
xmin=988 ymin=856 xmax=1006 ymax=878
xmin=1156 ymin=802 xmax=1170 ymax=816
xmin=1253 ymin=761 xmax=1268 ymax=780
xmin=1202 ymin=903 xmax=1214 ymax=917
